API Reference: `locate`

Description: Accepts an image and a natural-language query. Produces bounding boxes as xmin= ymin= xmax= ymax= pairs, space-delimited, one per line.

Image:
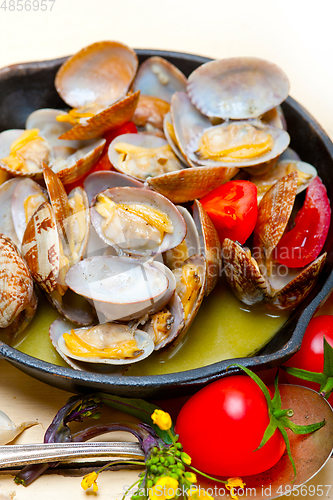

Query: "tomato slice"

xmin=199 ymin=180 xmax=258 ymax=245
xmin=64 ymin=122 xmax=137 ymax=194
xmin=275 ymin=176 xmax=331 ymax=267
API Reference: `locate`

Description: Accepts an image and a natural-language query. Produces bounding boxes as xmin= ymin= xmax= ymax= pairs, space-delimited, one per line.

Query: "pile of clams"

xmin=0 ymin=41 xmax=326 ymax=374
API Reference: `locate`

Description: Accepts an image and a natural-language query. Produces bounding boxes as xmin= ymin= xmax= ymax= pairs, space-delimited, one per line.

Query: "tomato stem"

xmin=272 ymin=408 xmax=293 ymax=419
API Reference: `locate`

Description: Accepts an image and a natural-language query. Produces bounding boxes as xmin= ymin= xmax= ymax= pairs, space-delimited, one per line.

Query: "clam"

xmin=253 ymin=171 xmax=298 ymax=269
xmin=170 ymin=91 xmax=212 ymax=167
xmin=0 ymin=129 xmax=50 ymax=178
xmin=84 ymin=170 xmax=143 ymax=205
xmin=222 ymin=172 xmax=327 ymax=310
xmin=187 ymin=120 xmax=290 ymax=168
xmin=57 ymin=91 xmax=140 ymax=141
xmin=170 ymin=254 xmax=206 ymax=345
xmin=25 ymin=108 xmax=82 ymax=149
xmin=55 ymin=41 xmax=139 ymax=141
xmin=49 ymin=318 xmax=120 ymax=372
xmin=146 ymin=163 xmax=239 ymax=203
xmin=164 ymin=206 xmax=200 ymax=269
xmin=11 ymin=178 xmax=48 ymax=244
xmin=21 ymin=202 xmax=60 ymax=295
xmin=144 ymin=293 xmax=185 ymax=350
xmin=133 ymin=56 xmax=187 ymax=103
xmin=50 ymin=138 xmax=105 ymax=184
xmin=90 ymin=187 xmax=186 ymax=257
xmin=65 ymin=255 xmax=175 ymax=322
xmin=250 ymin=159 xmax=317 ymax=202
xmin=132 ymin=94 xmax=170 ymax=135
xmin=108 ymin=133 xmax=183 ymax=181
xmin=57 ymin=322 xmax=154 ymax=365
xmin=0 ymin=178 xmax=23 ymax=247
xmin=0 ymin=234 xmax=37 ymax=341
xmin=55 ymin=41 xmax=138 ymax=108
xmin=187 ymin=57 xmax=290 ymax=119
xmin=192 ymin=199 xmax=221 ymax=295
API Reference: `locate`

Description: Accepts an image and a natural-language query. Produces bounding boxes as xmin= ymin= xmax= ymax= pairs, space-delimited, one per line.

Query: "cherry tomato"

xmin=199 ymin=181 xmax=258 ymax=245
xmin=275 ymin=177 xmax=331 ymax=268
xmin=64 ymin=121 xmax=137 ymax=193
xmin=284 ymin=315 xmax=333 ymax=405
xmin=175 ymin=375 xmax=285 ymax=476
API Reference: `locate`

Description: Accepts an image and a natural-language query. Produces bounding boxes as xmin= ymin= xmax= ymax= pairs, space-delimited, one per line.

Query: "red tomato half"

xmin=199 ymin=181 xmax=258 ymax=245
xmin=64 ymin=122 xmax=137 ymax=193
xmin=284 ymin=315 xmax=333 ymax=405
xmin=175 ymin=375 xmax=285 ymax=476
xmin=275 ymin=176 xmax=330 ymax=268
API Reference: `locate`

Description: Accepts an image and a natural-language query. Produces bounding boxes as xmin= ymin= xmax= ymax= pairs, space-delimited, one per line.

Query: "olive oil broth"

xmin=9 ymin=278 xmax=289 ymax=374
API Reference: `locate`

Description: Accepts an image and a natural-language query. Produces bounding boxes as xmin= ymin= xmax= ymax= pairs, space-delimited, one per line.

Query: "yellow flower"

xmin=181 ymin=451 xmax=192 ymax=465
xmin=184 ymin=472 xmax=197 ymax=483
xmin=81 ymin=471 xmax=99 ymax=493
xmin=149 ymin=476 xmax=179 ymax=500
xmin=225 ymin=477 xmax=245 ymax=500
xmin=151 ymin=409 xmax=172 ymax=430
xmin=187 ymin=488 xmax=214 ymax=499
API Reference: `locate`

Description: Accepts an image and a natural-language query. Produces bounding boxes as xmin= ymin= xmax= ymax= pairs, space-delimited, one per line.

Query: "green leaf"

xmin=283 ymin=366 xmax=326 ymax=385
xmin=227 ymin=364 xmax=274 ymax=412
xmin=95 ymin=393 xmax=175 ymax=444
xmin=255 ymin=418 xmax=277 ymax=451
xmin=323 ymin=337 xmax=333 ymax=377
xmin=271 ymin=370 xmax=282 ymax=410
xmin=280 ymin=416 xmax=326 ymax=435
xmin=277 ymin=425 xmax=297 ymax=479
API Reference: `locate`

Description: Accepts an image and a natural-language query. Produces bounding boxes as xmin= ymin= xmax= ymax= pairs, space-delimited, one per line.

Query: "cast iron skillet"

xmin=0 ymin=50 xmax=333 ymax=399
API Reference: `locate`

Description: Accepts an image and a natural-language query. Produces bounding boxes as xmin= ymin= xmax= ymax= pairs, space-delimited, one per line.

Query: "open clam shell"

xmin=91 ymin=186 xmax=186 ymax=257
xmin=50 ymin=138 xmax=105 ymax=185
xmin=108 ymin=133 xmax=183 ymax=181
xmin=0 ymin=178 xmax=23 ymax=247
xmin=133 ymin=56 xmax=187 ymax=103
xmin=164 ymin=205 xmax=200 ymax=270
xmin=193 ymin=199 xmax=221 ymax=295
xmin=55 ymin=41 xmax=138 ymax=109
xmin=222 ymin=238 xmax=271 ymax=306
xmin=170 ymin=91 xmax=212 ymax=167
xmin=171 ymin=254 xmax=206 ymax=346
xmin=0 ymin=129 xmax=49 ymax=178
xmin=187 ymin=57 xmax=290 ymax=119
xmin=251 ymin=159 xmax=317 ymax=202
xmin=65 ymin=255 xmax=174 ymax=322
xmin=58 ymin=91 xmax=140 ymax=141
xmin=25 ymin=108 xmax=82 ymax=149
xmin=57 ymin=323 xmax=154 ymax=365
xmin=187 ymin=120 xmax=290 ymax=168
xmin=84 ymin=170 xmax=143 ymax=205
xmin=11 ymin=178 xmax=48 ymax=244
xmin=144 ymin=293 xmax=185 ymax=350
xmin=253 ymin=171 xmax=298 ymax=268
xmin=21 ymin=201 xmax=60 ymax=294
xmin=147 ymin=164 xmax=239 ymax=203
xmin=133 ymin=94 xmax=170 ymax=133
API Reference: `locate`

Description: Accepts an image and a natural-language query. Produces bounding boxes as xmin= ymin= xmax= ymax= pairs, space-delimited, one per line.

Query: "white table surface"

xmin=0 ymin=0 xmax=332 ymax=498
